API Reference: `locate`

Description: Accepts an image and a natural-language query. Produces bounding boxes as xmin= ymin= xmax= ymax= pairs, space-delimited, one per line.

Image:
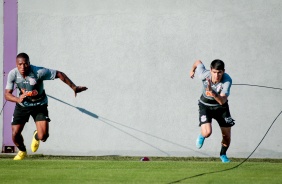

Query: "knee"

xmin=203 ymin=132 xmax=212 ymax=138
xmin=37 ymin=133 xmax=49 ymax=142
xmin=201 ymin=123 xmax=212 ymax=138
xmin=201 ymin=130 xmax=212 ymax=138
xmin=222 ymin=133 xmax=231 ymax=141
xmin=12 ymin=129 xmax=21 ymax=138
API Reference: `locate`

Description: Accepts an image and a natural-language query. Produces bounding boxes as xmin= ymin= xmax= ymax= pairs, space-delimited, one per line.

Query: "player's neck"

xmin=211 ymin=79 xmax=219 ymax=84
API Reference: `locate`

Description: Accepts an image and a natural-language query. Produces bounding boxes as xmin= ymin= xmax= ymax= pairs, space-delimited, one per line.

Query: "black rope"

xmin=233 ymin=110 xmax=282 ymax=168
xmin=0 ymin=100 xmax=7 ymax=116
xmin=168 ymin=110 xmax=282 ymax=183
xmin=1 ymin=84 xmax=281 ymax=183
xmin=233 ymin=83 xmax=282 ymax=90
xmin=168 ymin=83 xmax=282 ymax=183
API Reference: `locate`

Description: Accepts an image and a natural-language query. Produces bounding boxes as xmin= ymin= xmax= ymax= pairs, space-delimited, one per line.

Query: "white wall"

xmin=7 ymin=0 xmax=282 ymax=158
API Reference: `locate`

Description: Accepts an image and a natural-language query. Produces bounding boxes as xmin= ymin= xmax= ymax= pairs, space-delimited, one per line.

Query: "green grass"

xmin=0 ymin=155 xmax=282 ymax=184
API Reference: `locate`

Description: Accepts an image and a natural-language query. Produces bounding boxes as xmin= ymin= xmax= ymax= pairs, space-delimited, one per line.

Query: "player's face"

xmin=210 ymin=68 xmax=224 ymax=83
xmin=16 ymin=58 xmax=30 ymax=77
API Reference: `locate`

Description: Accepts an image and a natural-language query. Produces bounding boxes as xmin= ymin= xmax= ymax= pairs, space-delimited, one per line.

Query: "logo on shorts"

xmin=201 ymin=115 xmax=207 ymax=122
xmin=225 ymin=117 xmax=235 ymax=125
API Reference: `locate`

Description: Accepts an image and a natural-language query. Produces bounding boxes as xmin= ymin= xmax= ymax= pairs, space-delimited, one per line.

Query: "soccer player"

xmin=189 ymin=59 xmax=235 ymax=163
xmin=5 ymin=53 xmax=88 ymax=160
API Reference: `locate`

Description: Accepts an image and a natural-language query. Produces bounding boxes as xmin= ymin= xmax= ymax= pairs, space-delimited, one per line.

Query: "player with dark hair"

xmin=190 ymin=59 xmax=235 ymax=163
xmin=5 ymin=53 xmax=88 ymax=160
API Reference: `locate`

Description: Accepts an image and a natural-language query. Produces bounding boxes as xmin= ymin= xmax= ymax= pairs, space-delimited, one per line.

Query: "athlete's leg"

xmin=197 ymin=102 xmax=213 ymax=149
xmin=196 ymin=122 xmax=212 ymax=149
xmin=220 ymin=127 xmax=231 ymax=147
xmin=219 ymin=127 xmax=231 ymax=163
xmin=35 ymin=120 xmax=49 ymax=142
xmin=31 ymin=104 xmax=50 ymax=152
xmin=12 ymin=124 xmax=26 ymax=151
xmin=201 ymin=123 xmax=212 ymax=138
xmin=31 ymin=120 xmax=49 ymax=152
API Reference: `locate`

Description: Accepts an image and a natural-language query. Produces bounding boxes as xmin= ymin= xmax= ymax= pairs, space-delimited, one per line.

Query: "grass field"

xmin=0 ymin=155 xmax=281 ymax=184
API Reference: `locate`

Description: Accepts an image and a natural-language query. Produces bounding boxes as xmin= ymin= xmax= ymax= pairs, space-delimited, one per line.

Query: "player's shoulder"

xmin=8 ymin=67 xmax=19 ymax=76
xmin=30 ymin=64 xmax=49 ymax=74
xmin=222 ymin=73 xmax=232 ymax=83
xmin=30 ymin=64 xmax=44 ymax=71
xmin=196 ymin=63 xmax=210 ymax=79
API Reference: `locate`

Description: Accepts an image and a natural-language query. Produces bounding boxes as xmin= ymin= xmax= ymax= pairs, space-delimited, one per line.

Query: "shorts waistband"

xmin=200 ymin=94 xmax=219 ymax=105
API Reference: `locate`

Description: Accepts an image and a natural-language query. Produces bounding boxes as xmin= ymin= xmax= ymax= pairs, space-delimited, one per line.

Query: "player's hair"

xmin=210 ymin=59 xmax=225 ymax=70
xmin=16 ymin=53 xmax=30 ymax=63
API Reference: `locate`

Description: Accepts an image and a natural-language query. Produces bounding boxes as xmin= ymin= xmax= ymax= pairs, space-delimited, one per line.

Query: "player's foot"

xmin=13 ymin=151 xmax=27 ymax=160
xmin=196 ymin=134 xmax=205 ymax=149
xmin=31 ymin=130 xmax=40 ymax=152
xmin=220 ymin=155 xmax=230 ymax=163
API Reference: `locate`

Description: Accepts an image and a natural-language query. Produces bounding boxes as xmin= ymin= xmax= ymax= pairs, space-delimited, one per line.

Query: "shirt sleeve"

xmin=195 ymin=63 xmax=210 ymax=80
xmin=33 ymin=66 xmax=57 ymax=80
xmin=5 ymin=69 xmax=16 ymax=90
xmin=221 ymin=74 xmax=232 ymax=96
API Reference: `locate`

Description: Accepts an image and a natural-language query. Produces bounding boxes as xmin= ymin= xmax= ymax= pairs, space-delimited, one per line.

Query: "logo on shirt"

xmin=216 ymin=83 xmax=223 ymax=93
xmin=21 ymin=88 xmax=38 ymax=96
xmin=29 ymin=78 xmax=37 ymax=85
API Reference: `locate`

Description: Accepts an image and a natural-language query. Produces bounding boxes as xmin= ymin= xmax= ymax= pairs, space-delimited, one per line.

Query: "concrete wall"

xmin=2 ymin=0 xmax=282 ymax=158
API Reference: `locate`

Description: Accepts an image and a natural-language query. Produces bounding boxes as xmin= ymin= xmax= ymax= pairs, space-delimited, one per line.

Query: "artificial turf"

xmin=0 ymin=155 xmax=281 ymax=184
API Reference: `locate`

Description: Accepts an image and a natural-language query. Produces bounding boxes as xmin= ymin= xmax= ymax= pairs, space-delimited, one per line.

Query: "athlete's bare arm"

xmin=190 ymin=60 xmax=202 ymax=79
xmin=5 ymin=89 xmax=27 ymax=103
xmin=205 ymin=78 xmax=227 ymax=105
xmin=55 ymin=71 xmax=88 ymax=97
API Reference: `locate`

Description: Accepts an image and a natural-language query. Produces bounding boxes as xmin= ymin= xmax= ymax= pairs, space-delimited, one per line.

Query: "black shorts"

xmin=11 ymin=103 xmax=51 ymax=125
xmin=198 ymin=101 xmax=235 ymax=127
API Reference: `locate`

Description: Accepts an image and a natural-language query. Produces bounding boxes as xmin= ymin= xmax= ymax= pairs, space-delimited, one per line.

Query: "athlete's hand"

xmin=205 ymin=78 xmax=219 ymax=98
xmin=17 ymin=93 xmax=27 ymax=103
xmin=74 ymin=86 xmax=88 ymax=97
xmin=206 ymin=78 xmax=212 ymax=91
xmin=206 ymin=78 xmax=213 ymax=97
xmin=190 ymin=70 xmax=195 ymax=79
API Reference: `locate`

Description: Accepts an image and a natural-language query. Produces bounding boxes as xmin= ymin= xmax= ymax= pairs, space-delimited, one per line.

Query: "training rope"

xmin=0 ymin=87 xmax=17 ymax=116
xmin=0 ymin=84 xmax=282 ymax=171
xmin=169 ymin=83 xmax=282 ymax=183
xmin=168 ymin=109 xmax=282 ymax=184
xmin=0 ymin=100 xmax=7 ymax=116
xmin=233 ymin=83 xmax=282 ymax=90
xmin=233 ymin=110 xmax=282 ymax=168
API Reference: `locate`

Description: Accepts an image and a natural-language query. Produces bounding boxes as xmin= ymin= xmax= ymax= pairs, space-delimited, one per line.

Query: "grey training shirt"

xmin=6 ymin=65 xmax=57 ymax=107
xmin=195 ymin=63 xmax=232 ymax=106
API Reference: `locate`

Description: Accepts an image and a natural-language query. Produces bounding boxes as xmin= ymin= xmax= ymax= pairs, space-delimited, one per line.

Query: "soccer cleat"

xmin=196 ymin=134 xmax=205 ymax=149
xmin=31 ymin=130 xmax=40 ymax=152
xmin=220 ymin=155 xmax=230 ymax=163
xmin=13 ymin=151 xmax=27 ymax=160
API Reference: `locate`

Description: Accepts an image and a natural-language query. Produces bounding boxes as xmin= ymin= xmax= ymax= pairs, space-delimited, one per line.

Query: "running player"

xmin=190 ymin=59 xmax=235 ymax=163
xmin=5 ymin=53 xmax=88 ymax=160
